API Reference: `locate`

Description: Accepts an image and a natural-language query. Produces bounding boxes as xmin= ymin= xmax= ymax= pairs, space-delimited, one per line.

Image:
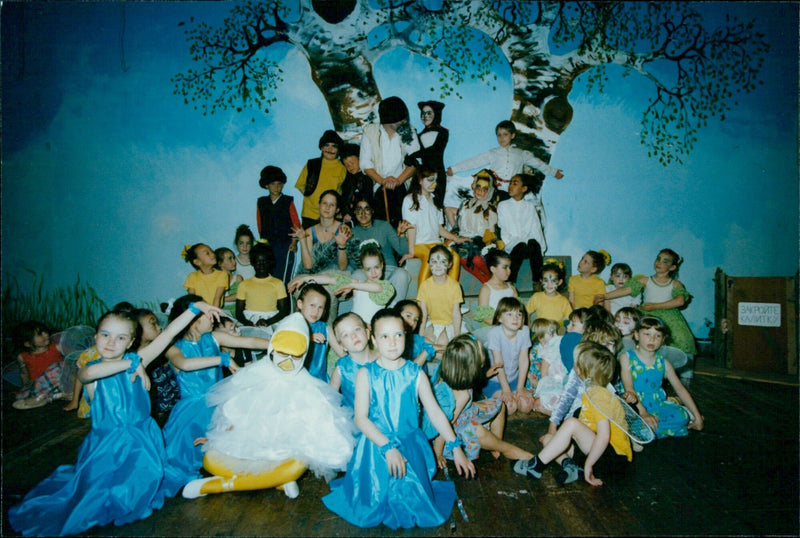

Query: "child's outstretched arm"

xmin=140 ymin=302 xmax=223 ymax=367
xmin=288 ymin=273 xmax=336 ymax=294
xmin=417 ymin=372 xmax=476 ymax=478
xmin=353 ymin=368 xmax=407 ymax=478
xmin=663 ymin=360 xmax=704 ymax=431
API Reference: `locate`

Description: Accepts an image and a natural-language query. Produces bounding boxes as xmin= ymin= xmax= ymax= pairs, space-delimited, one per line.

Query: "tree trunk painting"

xmin=173 ymin=0 xmax=768 ymax=167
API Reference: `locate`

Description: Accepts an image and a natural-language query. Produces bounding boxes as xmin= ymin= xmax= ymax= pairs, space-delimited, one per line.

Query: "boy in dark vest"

xmin=257 ymin=165 xmax=302 ymax=283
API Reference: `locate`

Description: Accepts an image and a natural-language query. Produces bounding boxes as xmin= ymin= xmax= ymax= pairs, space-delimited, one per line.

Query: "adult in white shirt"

xmin=359 ymin=96 xmax=420 ymax=228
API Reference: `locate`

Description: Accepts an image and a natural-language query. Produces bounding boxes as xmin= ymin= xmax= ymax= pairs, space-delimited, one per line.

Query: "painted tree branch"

xmin=173 ymin=0 xmax=768 ymax=166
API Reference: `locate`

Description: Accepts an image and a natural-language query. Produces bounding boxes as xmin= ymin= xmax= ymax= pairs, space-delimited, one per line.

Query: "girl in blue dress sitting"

xmin=323 ymin=309 xmax=475 ymax=529
xmin=160 ymin=295 xmax=270 ymax=497
xmin=8 ymin=301 xmax=222 ymax=536
xmin=618 ymin=316 xmax=704 ymax=438
xmin=329 ymin=312 xmax=376 ymax=410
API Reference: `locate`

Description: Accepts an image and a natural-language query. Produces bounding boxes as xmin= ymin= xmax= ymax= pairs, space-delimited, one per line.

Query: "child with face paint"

xmin=399 ymin=165 xmax=466 ymax=283
xmin=182 ymin=312 xmax=358 ymax=500
xmin=416 ymin=245 xmax=466 ymax=348
xmin=525 ymin=259 xmax=573 ymax=327
xmin=453 ymin=170 xmax=504 ymax=282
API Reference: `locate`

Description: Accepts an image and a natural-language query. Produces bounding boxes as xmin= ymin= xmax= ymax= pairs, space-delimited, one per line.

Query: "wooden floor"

xmin=2 ymin=359 xmax=798 ymax=536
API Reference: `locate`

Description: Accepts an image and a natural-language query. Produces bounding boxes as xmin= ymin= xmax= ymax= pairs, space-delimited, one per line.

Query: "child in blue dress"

xmin=329 ymin=312 xmax=376 ymax=410
xmin=8 ymin=301 xmax=222 ymax=536
xmin=160 ymin=295 xmax=270 ymax=497
xmin=323 ymin=309 xmax=475 ymax=529
xmin=395 ymin=299 xmax=438 ymax=368
xmin=618 ymin=316 xmax=703 ymax=438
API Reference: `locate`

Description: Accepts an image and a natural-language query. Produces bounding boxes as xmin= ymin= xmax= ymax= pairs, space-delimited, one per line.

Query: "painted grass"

xmin=2 ymin=270 xmax=109 ymax=361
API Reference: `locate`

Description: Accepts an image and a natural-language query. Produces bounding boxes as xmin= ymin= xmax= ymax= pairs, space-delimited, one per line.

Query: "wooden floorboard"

xmin=2 ymin=369 xmax=798 ymax=536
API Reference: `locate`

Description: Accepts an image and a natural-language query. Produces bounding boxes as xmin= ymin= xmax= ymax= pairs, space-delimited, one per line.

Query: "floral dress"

xmin=627 ymin=348 xmax=690 ymax=438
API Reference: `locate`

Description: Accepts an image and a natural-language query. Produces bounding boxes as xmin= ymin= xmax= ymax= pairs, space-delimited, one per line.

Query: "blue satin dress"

xmin=305 ymin=320 xmax=329 ymax=382
xmin=8 ymin=354 xmax=167 ymax=536
xmin=160 ymin=333 xmax=224 ymax=497
xmin=323 ymin=360 xmax=456 ymax=529
xmin=334 ymin=354 xmax=363 ymax=410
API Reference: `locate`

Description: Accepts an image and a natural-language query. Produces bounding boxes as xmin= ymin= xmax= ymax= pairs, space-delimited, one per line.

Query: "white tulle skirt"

xmin=203 ymin=358 xmax=357 ymax=480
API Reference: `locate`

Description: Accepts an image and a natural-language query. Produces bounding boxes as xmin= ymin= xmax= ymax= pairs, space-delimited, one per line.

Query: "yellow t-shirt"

xmin=526 ymin=292 xmax=573 ymax=324
xmin=417 ymin=276 xmax=463 ymax=325
xmin=183 ymin=269 xmax=229 ymax=307
xmin=236 ymin=276 xmax=287 ymax=312
xmin=568 ymin=274 xmax=606 ymax=309
xmin=580 ymin=386 xmax=633 ymax=461
xmin=295 ymin=158 xmax=347 ymax=220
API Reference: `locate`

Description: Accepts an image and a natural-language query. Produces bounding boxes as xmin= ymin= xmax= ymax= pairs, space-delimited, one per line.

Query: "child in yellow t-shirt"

xmin=416 ymin=245 xmax=464 ymax=349
xmin=182 ymin=243 xmax=229 ymax=307
xmin=235 ymin=241 xmax=289 ymax=328
xmin=568 ymin=250 xmax=610 ymax=309
xmin=526 ymin=259 xmax=572 ymax=327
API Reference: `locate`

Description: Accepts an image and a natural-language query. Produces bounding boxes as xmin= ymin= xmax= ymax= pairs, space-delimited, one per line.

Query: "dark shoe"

xmin=555 ymin=458 xmax=582 ymax=485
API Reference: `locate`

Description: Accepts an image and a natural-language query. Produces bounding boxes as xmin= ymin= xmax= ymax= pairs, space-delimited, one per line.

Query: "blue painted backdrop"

xmin=2 ymin=2 xmax=797 ymax=337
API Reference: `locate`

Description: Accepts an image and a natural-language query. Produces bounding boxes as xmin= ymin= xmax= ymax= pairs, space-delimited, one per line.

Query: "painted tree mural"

xmin=173 ymin=0 xmax=768 ymax=166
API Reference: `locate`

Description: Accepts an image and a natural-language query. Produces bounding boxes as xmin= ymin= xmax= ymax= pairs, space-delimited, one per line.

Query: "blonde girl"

xmin=329 ymin=312 xmax=377 ymax=410
xmin=515 ymin=342 xmax=632 ymax=487
xmin=322 ymin=309 xmax=475 ymax=529
xmin=484 ymin=297 xmax=534 ymax=414
xmin=530 ymin=318 xmax=566 ymax=415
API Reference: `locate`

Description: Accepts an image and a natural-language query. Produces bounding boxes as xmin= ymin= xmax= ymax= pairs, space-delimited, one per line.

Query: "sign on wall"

xmin=737 ymin=302 xmax=782 ymax=328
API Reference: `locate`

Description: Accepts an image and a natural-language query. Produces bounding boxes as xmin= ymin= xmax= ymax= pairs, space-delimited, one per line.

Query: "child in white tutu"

xmin=182 ymin=312 xmax=357 ymax=500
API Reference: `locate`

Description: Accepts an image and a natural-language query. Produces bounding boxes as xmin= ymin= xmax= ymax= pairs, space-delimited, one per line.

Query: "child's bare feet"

xmin=63 ymin=401 xmax=78 ymax=412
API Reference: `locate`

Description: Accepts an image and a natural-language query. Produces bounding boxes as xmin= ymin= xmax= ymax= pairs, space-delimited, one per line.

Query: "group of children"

xmin=8 ymin=243 xmax=705 ymax=535
xmin=8 ymin=115 xmax=709 ymax=533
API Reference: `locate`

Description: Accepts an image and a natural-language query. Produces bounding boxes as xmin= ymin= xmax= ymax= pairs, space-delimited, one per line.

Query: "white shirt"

xmin=402 ymin=193 xmax=442 ymax=244
xmin=450 ymin=145 xmax=558 ymax=190
xmin=497 ymin=197 xmax=546 ymax=252
xmin=360 ymin=124 xmax=420 ymax=189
